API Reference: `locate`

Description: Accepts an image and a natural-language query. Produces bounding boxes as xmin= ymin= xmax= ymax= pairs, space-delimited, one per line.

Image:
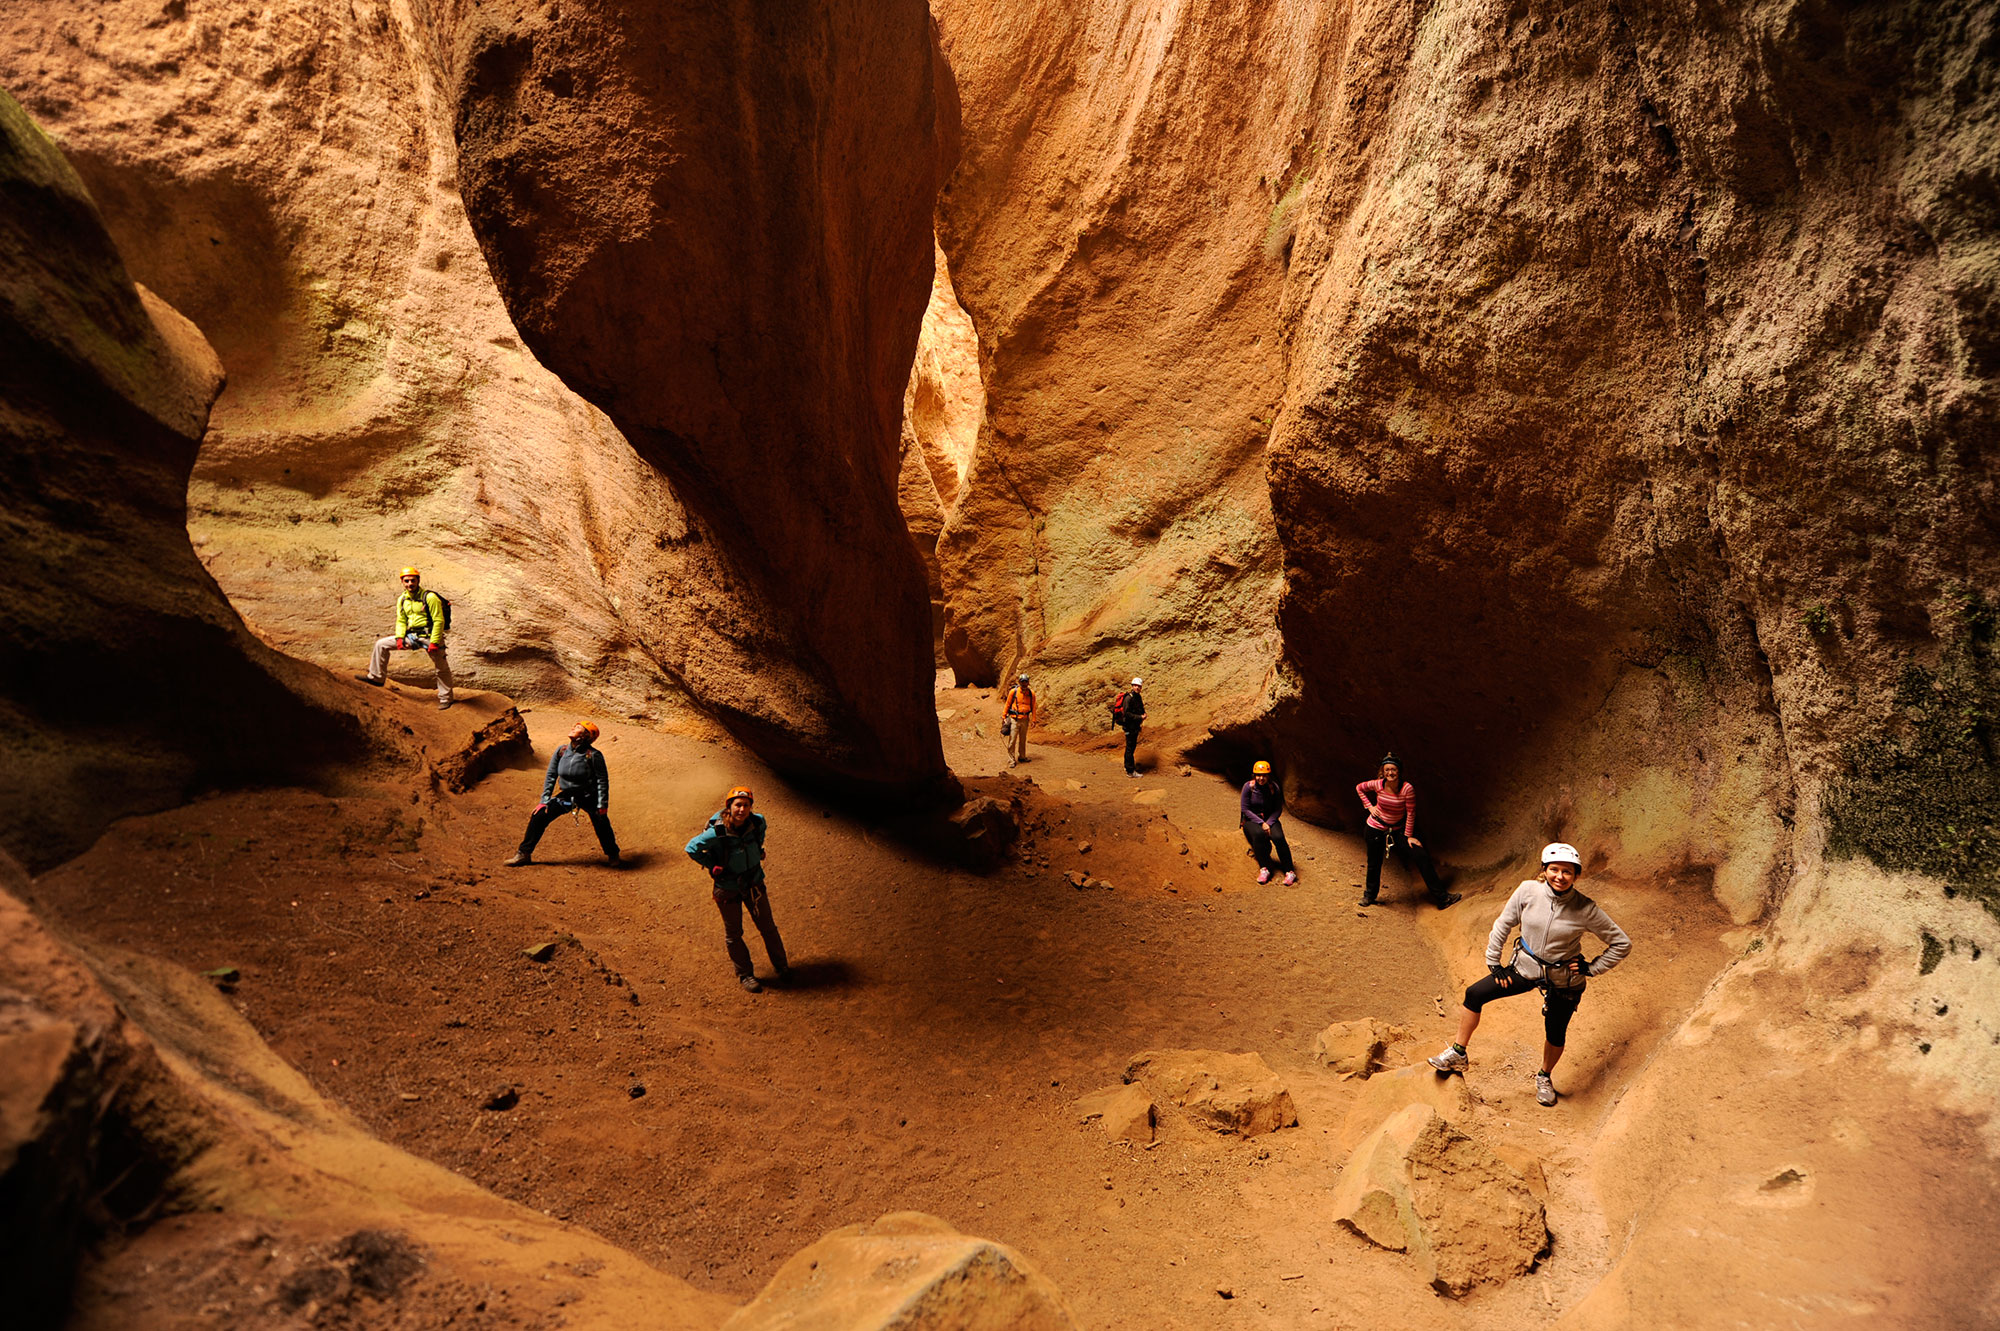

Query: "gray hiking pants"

xmin=370 ymin=635 xmax=454 ymax=702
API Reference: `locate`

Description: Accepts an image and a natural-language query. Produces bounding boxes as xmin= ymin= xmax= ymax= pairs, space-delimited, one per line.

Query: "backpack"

xmin=435 ymin=593 xmax=453 ymax=631
xmin=1111 ymin=690 xmax=1129 ymax=725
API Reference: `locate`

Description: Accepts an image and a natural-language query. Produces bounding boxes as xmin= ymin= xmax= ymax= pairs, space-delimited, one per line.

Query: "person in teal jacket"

xmin=685 ymin=785 xmax=790 ymax=993
xmin=355 ymin=565 xmax=454 ymax=709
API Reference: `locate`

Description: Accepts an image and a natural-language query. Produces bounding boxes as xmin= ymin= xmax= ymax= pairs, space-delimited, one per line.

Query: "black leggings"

xmin=1463 ymin=967 xmax=1585 ymax=1047
xmin=1242 ymin=818 xmax=1294 ymax=873
xmin=1363 ymin=825 xmax=1448 ymax=904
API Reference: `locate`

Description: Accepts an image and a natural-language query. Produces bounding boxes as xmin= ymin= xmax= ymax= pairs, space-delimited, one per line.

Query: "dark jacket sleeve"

xmin=1240 ymin=781 xmax=1254 ymax=820
xmin=540 ymin=747 xmax=561 ymax=802
xmin=591 ymin=750 xmax=610 ymax=809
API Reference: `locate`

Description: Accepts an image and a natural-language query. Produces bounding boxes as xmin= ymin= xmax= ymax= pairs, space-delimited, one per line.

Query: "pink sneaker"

xmin=1256 ymin=868 xmax=1272 ymax=884
xmin=1283 ymin=871 xmax=1297 ymax=885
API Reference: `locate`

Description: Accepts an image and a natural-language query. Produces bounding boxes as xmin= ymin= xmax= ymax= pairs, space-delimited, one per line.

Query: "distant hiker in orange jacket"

xmin=1002 ymin=673 xmax=1036 ymax=766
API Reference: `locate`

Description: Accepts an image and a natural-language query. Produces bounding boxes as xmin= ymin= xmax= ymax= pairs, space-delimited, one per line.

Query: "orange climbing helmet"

xmin=725 ymin=786 xmax=754 ymax=806
xmin=1252 ymin=760 xmax=1272 ymax=775
xmin=399 ymin=566 xmax=421 ymax=579
xmin=571 ymin=721 xmax=601 ymax=741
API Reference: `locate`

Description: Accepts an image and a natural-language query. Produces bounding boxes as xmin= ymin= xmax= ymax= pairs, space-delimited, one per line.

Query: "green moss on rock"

xmin=1824 ymin=593 xmax=2000 ymax=920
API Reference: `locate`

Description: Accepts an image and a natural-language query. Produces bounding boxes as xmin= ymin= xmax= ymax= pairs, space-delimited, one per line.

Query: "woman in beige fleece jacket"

xmin=1426 ymin=842 xmax=1631 ymax=1107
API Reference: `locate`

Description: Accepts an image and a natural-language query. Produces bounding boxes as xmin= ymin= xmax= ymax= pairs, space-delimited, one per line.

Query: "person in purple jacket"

xmin=1240 ymin=761 xmax=1296 ymax=885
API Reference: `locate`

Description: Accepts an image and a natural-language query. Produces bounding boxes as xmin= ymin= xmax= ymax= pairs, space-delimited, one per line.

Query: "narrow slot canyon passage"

xmin=3 ymin=2 xmax=1999 ymax=1330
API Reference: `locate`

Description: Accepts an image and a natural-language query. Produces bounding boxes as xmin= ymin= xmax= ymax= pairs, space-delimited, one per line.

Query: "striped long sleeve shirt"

xmin=1355 ymin=778 xmax=1418 ymax=835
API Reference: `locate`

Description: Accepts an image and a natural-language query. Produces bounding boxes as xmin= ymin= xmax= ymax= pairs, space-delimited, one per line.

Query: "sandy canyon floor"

xmin=21 ymin=680 xmax=1995 ymax=1329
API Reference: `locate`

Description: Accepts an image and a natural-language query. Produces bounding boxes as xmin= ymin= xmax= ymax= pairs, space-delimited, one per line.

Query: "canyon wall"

xmin=0 ymin=87 xmax=354 ymax=872
xmin=1265 ymin=0 xmax=1998 ymax=912
xmin=0 ymin=0 xmax=951 ymax=794
xmin=928 ymin=3 xmax=1314 ymax=734
xmin=435 ymin=0 xmax=950 ymax=787
xmin=933 ymin=0 xmax=1997 ymax=914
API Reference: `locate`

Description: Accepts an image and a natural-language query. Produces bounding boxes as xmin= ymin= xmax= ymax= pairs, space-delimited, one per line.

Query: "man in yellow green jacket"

xmin=354 ymin=566 xmax=454 ymax=709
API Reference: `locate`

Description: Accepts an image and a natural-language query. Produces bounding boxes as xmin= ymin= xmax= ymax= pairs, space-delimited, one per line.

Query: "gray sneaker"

xmin=1535 ymin=1071 xmax=1558 ymax=1107
xmin=1427 ymin=1046 xmax=1468 ymax=1074
xmin=739 ymin=974 xmax=763 ymax=993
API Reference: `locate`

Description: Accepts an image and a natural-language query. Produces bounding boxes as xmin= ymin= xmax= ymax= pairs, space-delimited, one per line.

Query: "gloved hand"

xmin=535 ymin=802 xmax=549 ymax=814
xmin=709 ymin=864 xmax=725 ymax=878
xmin=424 ymin=640 xmax=442 ymax=653
xmin=1490 ymin=964 xmax=1514 ymax=989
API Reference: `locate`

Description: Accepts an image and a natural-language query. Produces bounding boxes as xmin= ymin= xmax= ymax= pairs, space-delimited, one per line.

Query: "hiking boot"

xmin=354 ymin=674 xmax=384 ymax=687
xmin=1357 ymin=891 xmax=1378 ymax=907
xmin=438 ymin=698 xmax=453 ymax=710
xmin=1256 ymin=868 xmax=1272 ymax=884
xmin=773 ymin=967 xmax=794 ymax=988
xmin=1282 ymin=871 xmax=1297 ymax=886
xmin=1535 ymin=1071 xmax=1558 ymax=1107
xmin=1435 ymin=891 xmax=1462 ymax=910
xmin=739 ymin=974 xmax=763 ymax=993
xmin=1427 ymin=1046 xmax=1468 ymax=1075
xmin=606 ymin=851 xmax=623 ymax=867
xmin=504 ymin=852 xmax=531 ymax=867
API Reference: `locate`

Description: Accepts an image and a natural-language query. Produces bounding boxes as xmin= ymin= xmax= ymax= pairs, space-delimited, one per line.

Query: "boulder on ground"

xmin=948 ymin=796 xmax=1020 ymax=871
xmin=1337 ymin=1063 xmax=1474 ymax=1150
xmin=1330 ymin=1104 xmax=1546 ymax=1297
xmin=1311 ymin=1019 xmax=1396 ymax=1079
xmin=433 ymin=707 xmax=531 ymax=793
xmin=1124 ymin=1050 xmax=1297 ymax=1138
xmin=722 ymin=1211 xmax=1076 ymax=1330
xmin=1074 ymin=1084 xmax=1155 ymax=1144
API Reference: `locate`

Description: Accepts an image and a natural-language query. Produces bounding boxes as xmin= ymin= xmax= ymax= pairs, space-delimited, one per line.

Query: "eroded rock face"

xmin=933 ymin=0 xmax=1998 ymax=917
xmin=1262 ymin=0 xmax=1999 ymax=896
xmin=0 ymin=0 xmax=954 ymax=797
xmin=0 ymin=88 xmax=354 ymax=870
xmin=443 ymin=0 xmax=952 ymax=791
xmin=928 ymin=2 xmax=1304 ymax=732
xmin=1123 ymin=1049 xmax=1297 ymax=1137
xmin=1330 ymin=1103 xmax=1546 ymax=1297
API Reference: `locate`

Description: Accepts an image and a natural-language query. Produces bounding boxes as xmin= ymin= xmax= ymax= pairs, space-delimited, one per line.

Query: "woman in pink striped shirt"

xmin=1354 ymin=753 xmax=1460 ymax=909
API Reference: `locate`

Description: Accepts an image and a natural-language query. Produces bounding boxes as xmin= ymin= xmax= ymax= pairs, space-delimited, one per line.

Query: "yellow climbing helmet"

xmin=1252 ymin=760 xmax=1272 ymax=775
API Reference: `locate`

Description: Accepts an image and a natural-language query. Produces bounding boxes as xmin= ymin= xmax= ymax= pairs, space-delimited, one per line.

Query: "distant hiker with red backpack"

xmin=505 ymin=721 xmax=620 ymax=866
xmin=685 ymin=786 xmax=791 ymax=993
xmin=1002 ymin=672 xmax=1036 ymax=767
xmin=354 ymin=565 xmax=454 ymax=709
xmin=1112 ymin=676 xmax=1146 ymax=776
xmin=1241 ymin=760 xmax=1296 ymax=885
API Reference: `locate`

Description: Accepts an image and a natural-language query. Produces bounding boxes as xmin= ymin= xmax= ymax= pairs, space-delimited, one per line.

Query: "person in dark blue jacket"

xmin=505 ymin=721 xmax=620 ymax=866
xmin=685 ymin=785 xmax=791 ymax=993
xmin=1241 ymin=760 xmax=1296 ymax=885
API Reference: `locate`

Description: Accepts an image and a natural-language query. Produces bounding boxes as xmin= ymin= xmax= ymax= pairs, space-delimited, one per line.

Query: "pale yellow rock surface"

xmin=1337 ymin=1064 xmax=1476 ymax=1152
xmin=1123 ymin=1049 xmax=1297 ymax=1138
xmin=1312 ymin=1018 xmax=1396 ymax=1080
xmin=722 ymin=1211 xmax=1076 ymax=1331
xmin=1074 ymin=1083 xmax=1156 ymax=1144
xmin=1330 ymin=1104 xmax=1546 ymax=1299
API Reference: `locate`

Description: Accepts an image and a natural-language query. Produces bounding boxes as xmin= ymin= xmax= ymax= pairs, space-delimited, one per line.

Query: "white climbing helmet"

xmin=1131 ymin=676 xmax=1144 ymax=687
xmin=1541 ymin=842 xmax=1582 ymax=869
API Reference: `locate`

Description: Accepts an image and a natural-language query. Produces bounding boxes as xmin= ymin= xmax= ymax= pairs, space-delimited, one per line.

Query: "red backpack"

xmin=1110 ymin=690 xmax=1129 ymax=725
